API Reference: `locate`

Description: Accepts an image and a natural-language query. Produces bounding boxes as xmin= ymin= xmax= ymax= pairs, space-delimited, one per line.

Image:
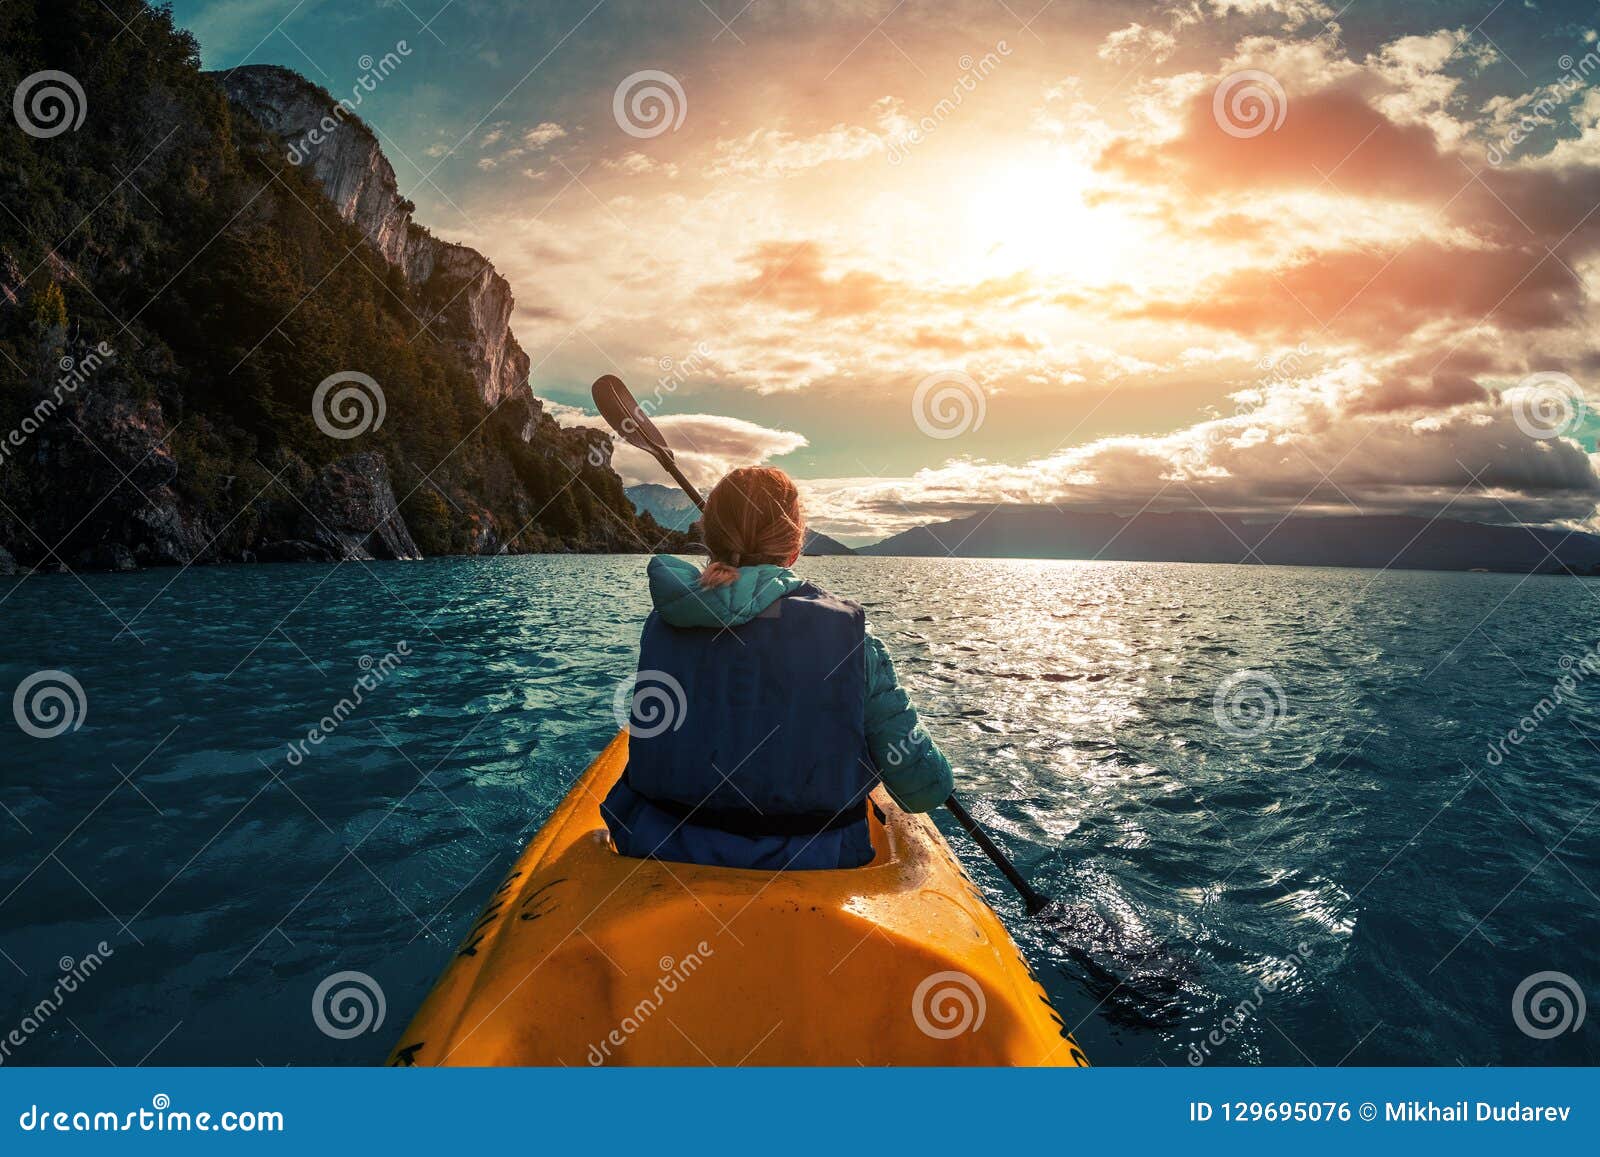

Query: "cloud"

xmin=1095 ymin=38 xmax=1600 ymax=359
xmin=1208 ymin=0 xmax=1337 ymax=29
xmin=474 ymin=121 xmax=568 ymax=174
xmin=804 ymin=379 xmax=1600 ymax=539
xmin=708 ymin=240 xmax=895 ymax=317
xmin=603 ymin=151 xmax=679 ymax=177
xmin=522 ymin=121 xmax=567 ymax=149
xmin=419 ymin=9 xmax=1600 ymax=538
xmin=706 ymin=103 xmax=898 ymax=177
xmin=547 ymin=407 xmax=809 ymax=488
xmin=1098 ymin=23 xmax=1179 ymax=66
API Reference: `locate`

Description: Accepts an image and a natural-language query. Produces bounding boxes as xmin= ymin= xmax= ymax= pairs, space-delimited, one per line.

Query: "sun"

xmin=959 ymin=154 xmax=1144 ymax=285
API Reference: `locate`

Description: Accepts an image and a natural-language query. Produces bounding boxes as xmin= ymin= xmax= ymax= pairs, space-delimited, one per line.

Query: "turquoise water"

xmin=1 ymin=556 xmax=1596 ymax=1066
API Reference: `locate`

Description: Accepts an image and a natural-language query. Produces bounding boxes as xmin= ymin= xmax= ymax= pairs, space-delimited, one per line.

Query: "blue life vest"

xmin=601 ymin=582 xmax=878 ymax=870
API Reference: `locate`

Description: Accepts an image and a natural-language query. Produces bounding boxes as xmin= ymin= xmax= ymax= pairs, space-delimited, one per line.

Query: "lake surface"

xmin=2 ymin=556 xmax=1597 ymax=1066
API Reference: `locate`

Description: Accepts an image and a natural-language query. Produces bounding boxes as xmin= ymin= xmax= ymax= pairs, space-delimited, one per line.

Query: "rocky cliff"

xmin=220 ymin=67 xmax=533 ymax=417
xmin=0 ymin=2 xmax=670 ymax=571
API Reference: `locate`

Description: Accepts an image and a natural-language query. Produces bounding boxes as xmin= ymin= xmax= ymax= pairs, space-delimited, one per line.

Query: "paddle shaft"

xmin=592 ymin=372 xmax=1057 ymax=918
xmin=943 ymin=795 xmax=1053 ymax=916
xmin=658 ymin=453 xmax=707 ymax=512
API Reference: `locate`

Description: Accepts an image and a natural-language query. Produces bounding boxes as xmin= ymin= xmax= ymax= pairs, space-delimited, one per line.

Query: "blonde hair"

xmin=698 ymin=466 xmax=805 ymax=588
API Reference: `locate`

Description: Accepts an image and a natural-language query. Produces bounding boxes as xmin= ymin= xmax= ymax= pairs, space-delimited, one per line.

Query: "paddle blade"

xmin=592 ymin=374 xmax=672 ymax=461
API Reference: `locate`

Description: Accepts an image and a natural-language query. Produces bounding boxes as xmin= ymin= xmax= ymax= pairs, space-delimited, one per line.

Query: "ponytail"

xmin=696 ymin=467 xmax=805 ymax=589
xmin=699 ymin=561 xmax=741 ymax=589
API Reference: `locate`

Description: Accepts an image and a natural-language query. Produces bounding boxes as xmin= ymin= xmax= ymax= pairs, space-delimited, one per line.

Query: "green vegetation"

xmin=0 ymin=0 xmax=668 ymax=565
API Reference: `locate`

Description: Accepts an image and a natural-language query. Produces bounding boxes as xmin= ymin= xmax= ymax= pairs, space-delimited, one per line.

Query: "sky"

xmin=169 ymin=0 xmax=1600 ymax=544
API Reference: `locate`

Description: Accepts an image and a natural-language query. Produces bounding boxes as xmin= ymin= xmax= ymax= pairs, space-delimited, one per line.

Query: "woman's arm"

xmin=863 ymin=631 xmax=955 ymax=812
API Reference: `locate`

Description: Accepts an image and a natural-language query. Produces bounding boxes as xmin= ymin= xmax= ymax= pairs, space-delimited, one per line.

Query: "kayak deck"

xmin=388 ymin=732 xmax=1088 ymax=1066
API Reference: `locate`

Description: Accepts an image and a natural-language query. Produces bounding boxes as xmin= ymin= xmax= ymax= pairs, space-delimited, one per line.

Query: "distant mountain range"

xmin=626 ymin=484 xmax=855 ymax=555
xmin=857 ymin=506 xmax=1600 ymax=574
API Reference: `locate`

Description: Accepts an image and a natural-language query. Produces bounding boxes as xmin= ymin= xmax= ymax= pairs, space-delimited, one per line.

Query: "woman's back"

xmin=602 ymin=467 xmax=954 ymax=871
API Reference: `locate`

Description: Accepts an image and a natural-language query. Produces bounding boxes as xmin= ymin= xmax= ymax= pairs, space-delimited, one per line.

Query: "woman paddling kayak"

xmin=388 ymin=457 xmax=1090 ymax=1065
xmin=600 ymin=465 xmax=955 ymax=870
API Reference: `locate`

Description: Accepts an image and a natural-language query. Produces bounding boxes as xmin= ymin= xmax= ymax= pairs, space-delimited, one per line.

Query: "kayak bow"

xmin=389 ymin=732 xmax=1089 ymax=1067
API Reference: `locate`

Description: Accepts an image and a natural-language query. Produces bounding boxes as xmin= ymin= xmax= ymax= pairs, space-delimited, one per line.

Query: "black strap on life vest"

xmin=622 ymin=773 xmax=867 ymax=839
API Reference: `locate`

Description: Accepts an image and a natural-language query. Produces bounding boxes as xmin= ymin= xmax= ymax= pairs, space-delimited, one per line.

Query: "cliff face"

xmin=220 ymin=66 xmax=534 ymax=416
xmin=0 ymin=2 xmax=674 ymax=571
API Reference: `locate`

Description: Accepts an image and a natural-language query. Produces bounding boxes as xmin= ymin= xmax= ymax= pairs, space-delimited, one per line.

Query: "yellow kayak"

xmin=388 ymin=731 xmax=1089 ymax=1067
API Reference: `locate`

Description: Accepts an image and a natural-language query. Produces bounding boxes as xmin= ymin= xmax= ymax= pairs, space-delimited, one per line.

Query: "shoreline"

xmin=6 ymin=551 xmax=1596 ymax=580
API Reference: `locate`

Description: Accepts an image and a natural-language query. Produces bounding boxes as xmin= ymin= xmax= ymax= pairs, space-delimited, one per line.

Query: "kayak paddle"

xmin=588 ymin=373 xmax=1060 ymax=918
xmin=592 ymin=374 xmax=706 ymax=509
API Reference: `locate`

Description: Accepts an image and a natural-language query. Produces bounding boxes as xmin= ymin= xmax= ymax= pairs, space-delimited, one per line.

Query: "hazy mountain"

xmin=626 ymin=483 xmax=856 ymax=555
xmin=801 ymin=530 xmax=857 ymax=556
xmin=627 ymin=483 xmax=699 ymax=531
xmin=859 ymin=506 xmax=1600 ymax=574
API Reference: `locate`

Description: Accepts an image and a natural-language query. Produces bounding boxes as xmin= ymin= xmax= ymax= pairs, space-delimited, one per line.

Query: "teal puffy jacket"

xmin=644 ymin=555 xmax=955 ymax=812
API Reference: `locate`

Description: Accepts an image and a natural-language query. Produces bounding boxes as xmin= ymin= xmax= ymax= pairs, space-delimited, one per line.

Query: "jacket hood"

xmin=647 ymin=554 xmax=804 ymax=628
